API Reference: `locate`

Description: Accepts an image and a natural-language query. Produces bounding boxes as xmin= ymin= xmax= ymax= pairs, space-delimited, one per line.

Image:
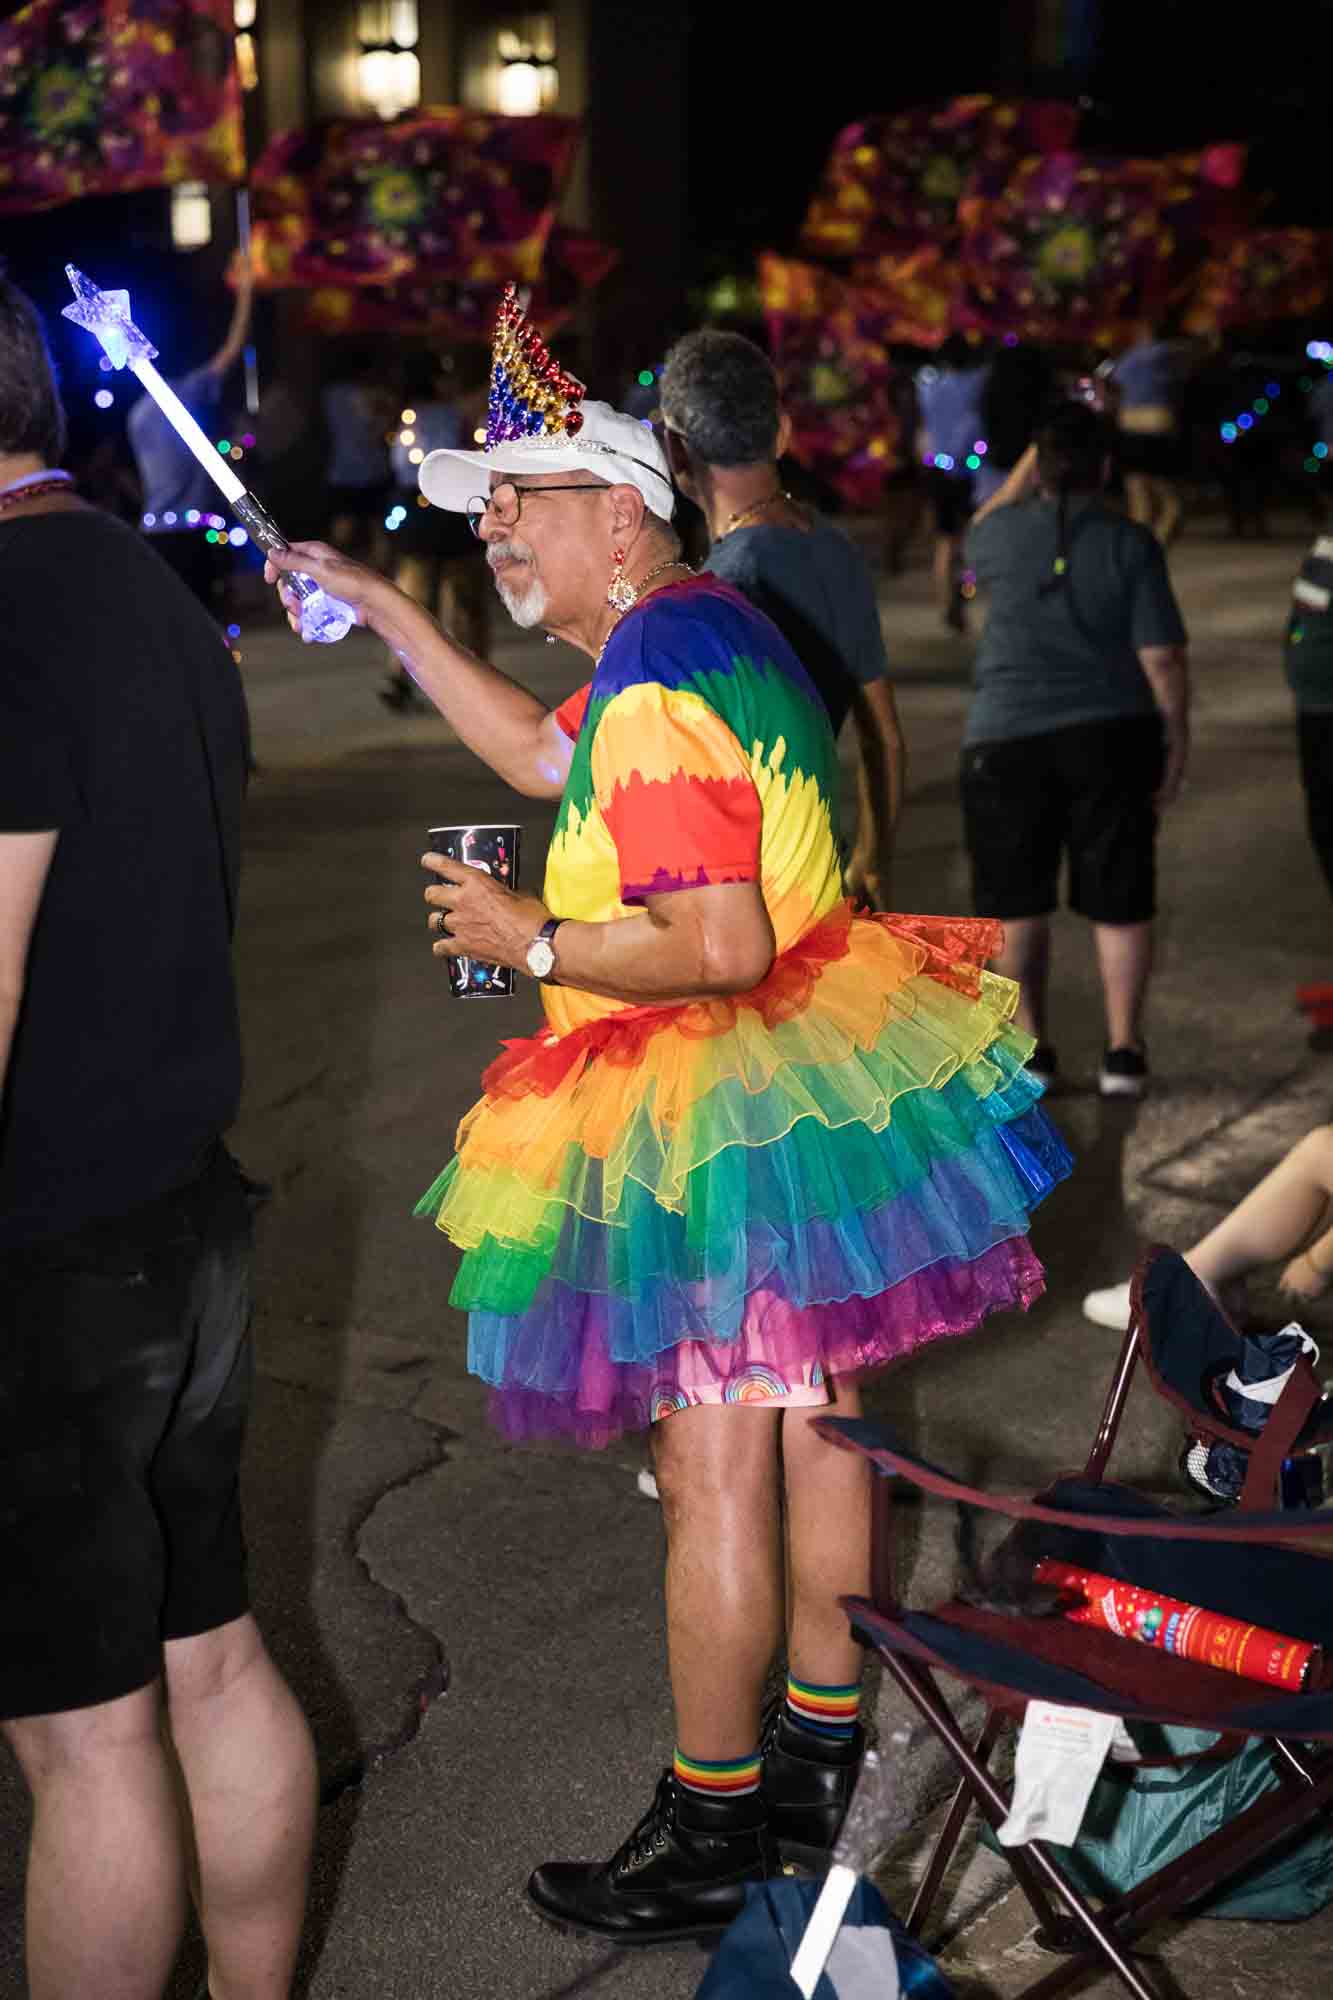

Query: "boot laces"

xmin=614 ymin=1772 xmax=675 ymax=1873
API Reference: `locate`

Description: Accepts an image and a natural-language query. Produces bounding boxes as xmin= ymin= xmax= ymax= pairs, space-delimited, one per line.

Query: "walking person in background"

xmin=974 ymin=341 xmax=1055 ymax=507
xmin=660 ymin=327 xmax=905 ymax=909
xmin=1106 ymin=322 xmax=1194 ymax=547
xmin=961 ymin=403 xmax=1190 ymax=1096
xmin=916 ymin=334 xmax=989 ymax=631
xmin=322 ymin=345 xmax=394 ymax=559
xmin=0 ymin=278 xmax=315 ymax=2000
xmin=126 ymin=249 xmax=253 ymax=614
xmin=381 ymin=354 xmax=492 ymax=714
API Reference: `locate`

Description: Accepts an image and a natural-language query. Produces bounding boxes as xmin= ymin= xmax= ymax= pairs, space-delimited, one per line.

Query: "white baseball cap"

xmin=419 ymin=399 xmax=676 ymax=520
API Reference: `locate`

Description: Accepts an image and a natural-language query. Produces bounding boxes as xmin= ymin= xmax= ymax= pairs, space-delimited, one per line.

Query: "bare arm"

xmin=969 ymin=441 xmax=1041 ymax=526
xmin=203 ymin=252 xmax=254 ymax=381
xmin=0 ymin=830 xmax=58 ymax=1095
xmin=845 ymin=675 xmax=906 ymax=908
xmin=1137 ymin=644 xmax=1190 ymax=807
xmin=423 ymin=863 xmax=776 ymax=1004
xmin=267 ymin=543 xmax=573 ymax=799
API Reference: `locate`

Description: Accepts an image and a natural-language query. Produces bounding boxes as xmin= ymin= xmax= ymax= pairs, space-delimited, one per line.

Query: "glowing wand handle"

xmin=133 ymin=358 xmax=247 ymax=504
xmin=61 ymin=266 xmax=355 ymax=645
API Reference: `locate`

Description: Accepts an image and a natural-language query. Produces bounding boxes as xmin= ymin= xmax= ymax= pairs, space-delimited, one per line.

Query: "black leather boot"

xmin=527 ymin=1770 xmax=773 ymax=1945
xmin=762 ymin=1707 xmax=865 ymax=1870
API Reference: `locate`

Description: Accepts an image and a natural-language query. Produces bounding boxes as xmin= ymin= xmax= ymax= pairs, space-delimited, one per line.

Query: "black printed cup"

xmin=427 ymin=824 xmax=521 ymax=998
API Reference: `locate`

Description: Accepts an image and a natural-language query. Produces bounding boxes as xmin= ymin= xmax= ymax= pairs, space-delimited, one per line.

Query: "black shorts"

xmin=0 ymin=1147 xmax=255 ymax=1719
xmin=1116 ymin=430 xmax=1182 ymax=480
xmin=961 ymin=714 xmax=1165 ymax=925
xmin=926 ymin=469 xmax=975 ymax=536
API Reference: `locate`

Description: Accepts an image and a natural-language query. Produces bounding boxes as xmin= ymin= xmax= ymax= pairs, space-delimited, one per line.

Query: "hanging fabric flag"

xmin=850 ymin=245 xmax=960 ymax=350
xmin=759 ymin=253 xmax=904 ymax=508
xmin=300 ymin=227 xmax=617 ymax=339
xmin=1182 ymin=227 xmax=1333 ymax=334
xmin=956 ymin=152 xmax=1178 ymax=347
xmin=800 ymin=97 xmax=1080 ymax=262
xmin=0 ymin=0 xmax=243 ymax=215
xmin=246 ymin=109 xmax=580 ymax=290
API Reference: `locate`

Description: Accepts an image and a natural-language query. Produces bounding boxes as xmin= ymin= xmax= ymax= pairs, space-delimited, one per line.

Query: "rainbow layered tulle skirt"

xmin=415 ymin=904 xmax=1072 ymax=1446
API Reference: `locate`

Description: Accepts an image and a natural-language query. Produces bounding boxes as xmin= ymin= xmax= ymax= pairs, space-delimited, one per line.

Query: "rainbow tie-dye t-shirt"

xmin=543 ymin=578 xmax=847 ymax=1036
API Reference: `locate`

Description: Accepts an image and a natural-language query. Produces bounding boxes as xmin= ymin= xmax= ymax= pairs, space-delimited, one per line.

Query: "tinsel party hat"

xmin=486 ymin=283 xmax=587 ymax=447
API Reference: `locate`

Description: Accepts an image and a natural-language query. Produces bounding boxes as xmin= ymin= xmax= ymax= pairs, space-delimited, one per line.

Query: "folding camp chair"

xmin=816 ymin=1245 xmax=1333 ymax=2000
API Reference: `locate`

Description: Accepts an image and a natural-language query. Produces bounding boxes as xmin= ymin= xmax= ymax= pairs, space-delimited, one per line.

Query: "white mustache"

xmin=487 ymin=538 xmax=536 ymax=573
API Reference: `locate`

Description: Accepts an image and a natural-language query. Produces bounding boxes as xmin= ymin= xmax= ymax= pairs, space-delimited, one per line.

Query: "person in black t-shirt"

xmin=659 ymin=328 xmax=906 ymax=909
xmin=962 ymin=404 xmax=1190 ymax=1099
xmin=0 ymin=279 xmax=315 ymax=2000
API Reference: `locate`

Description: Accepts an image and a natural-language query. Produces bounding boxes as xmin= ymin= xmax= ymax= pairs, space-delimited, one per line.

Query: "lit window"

xmin=358 ymin=0 xmax=420 ymax=118
xmin=484 ymin=14 xmax=558 ymax=116
xmin=170 ymin=181 xmax=212 ymax=250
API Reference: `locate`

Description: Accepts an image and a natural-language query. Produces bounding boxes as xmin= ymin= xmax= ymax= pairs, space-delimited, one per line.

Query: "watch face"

xmin=526 ymin=938 xmax=556 ymax=979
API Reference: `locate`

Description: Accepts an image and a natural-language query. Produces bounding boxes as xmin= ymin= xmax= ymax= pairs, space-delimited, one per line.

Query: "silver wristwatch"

xmin=525 ymin=917 xmax=563 ymax=981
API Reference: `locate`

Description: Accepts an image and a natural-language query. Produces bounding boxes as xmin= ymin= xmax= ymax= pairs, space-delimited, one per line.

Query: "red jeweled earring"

xmin=607 ymin=546 xmax=638 ymax=614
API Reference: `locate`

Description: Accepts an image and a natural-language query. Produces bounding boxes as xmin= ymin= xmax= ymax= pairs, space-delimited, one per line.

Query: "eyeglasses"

xmin=465 ymin=481 xmax=604 ymax=539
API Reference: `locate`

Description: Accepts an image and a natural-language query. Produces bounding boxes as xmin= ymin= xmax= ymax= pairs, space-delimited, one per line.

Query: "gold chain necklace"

xmin=595 ymin=558 xmax=695 ymax=666
xmin=718 ymin=489 xmax=792 ymax=539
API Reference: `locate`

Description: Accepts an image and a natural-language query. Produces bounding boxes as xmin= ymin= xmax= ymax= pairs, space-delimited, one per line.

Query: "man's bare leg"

xmin=781 ymin=1385 xmax=870 ymax=1688
xmin=4 ymin=1682 xmax=187 ymax=2000
xmin=933 ymin=532 xmax=965 ymax=625
xmin=1124 ymin=472 xmax=1154 ymax=530
xmin=1093 ymin=919 xmax=1153 ymax=1052
xmin=990 ymin=915 xmax=1052 ymax=1043
xmin=651 ymin=1406 xmax=783 ymax=1759
xmin=165 ymin=1614 xmax=316 ymax=2000
xmin=1154 ymin=477 xmax=1183 ymax=548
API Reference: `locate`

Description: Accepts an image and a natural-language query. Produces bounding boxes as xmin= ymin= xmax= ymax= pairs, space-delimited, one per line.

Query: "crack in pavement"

xmin=318 ymin=1420 xmax=454 ymax=1808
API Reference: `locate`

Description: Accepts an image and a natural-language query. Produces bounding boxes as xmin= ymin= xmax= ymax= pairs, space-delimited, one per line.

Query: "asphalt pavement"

xmin=3 ymin=518 xmax=1333 ymax=1999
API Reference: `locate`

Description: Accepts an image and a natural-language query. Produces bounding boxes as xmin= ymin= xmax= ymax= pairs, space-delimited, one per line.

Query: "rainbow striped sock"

xmin=673 ymin=1747 xmax=763 ymax=1798
xmin=784 ymin=1674 xmax=861 ymax=1741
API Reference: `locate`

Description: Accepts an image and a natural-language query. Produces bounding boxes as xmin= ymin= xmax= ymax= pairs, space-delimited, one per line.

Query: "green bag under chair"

xmin=1059 ymin=1724 xmax=1333 ymax=1921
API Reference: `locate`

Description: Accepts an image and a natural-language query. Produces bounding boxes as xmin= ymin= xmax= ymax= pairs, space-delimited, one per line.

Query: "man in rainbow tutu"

xmin=267 ymin=290 xmax=1071 ymax=1945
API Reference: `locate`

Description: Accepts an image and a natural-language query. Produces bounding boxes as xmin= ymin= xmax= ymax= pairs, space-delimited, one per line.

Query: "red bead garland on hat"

xmin=486 ymin=282 xmax=587 ymax=450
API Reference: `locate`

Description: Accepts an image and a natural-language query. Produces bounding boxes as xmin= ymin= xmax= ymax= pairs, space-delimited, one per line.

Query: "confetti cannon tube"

xmin=1034 ymin=1560 xmax=1322 ymax=1691
xmin=61 ymin=266 xmax=355 ymax=645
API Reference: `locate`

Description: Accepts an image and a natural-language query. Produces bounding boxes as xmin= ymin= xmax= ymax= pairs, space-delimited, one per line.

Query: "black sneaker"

xmin=1098 ymin=1046 xmax=1149 ymax=1099
xmin=526 ymin=1771 xmax=773 ymax=1946
xmin=1026 ymin=1042 xmax=1059 ymax=1088
xmin=761 ymin=1705 xmax=864 ymax=1872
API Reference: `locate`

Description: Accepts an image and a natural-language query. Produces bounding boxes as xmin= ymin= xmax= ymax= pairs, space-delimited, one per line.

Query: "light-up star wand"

xmin=62 ymin=266 xmax=357 ymax=645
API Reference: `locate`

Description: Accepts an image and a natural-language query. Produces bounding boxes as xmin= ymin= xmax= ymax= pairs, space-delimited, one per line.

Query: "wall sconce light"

xmin=492 ymin=18 xmax=558 ymax=117
xmin=171 ymin=180 xmax=213 ymax=250
xmin=357 ymin=0 xmax=421 ymax=121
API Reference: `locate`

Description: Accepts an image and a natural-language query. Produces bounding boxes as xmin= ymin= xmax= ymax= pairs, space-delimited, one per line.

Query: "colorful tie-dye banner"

xmin=0 ymin=0 xmax=243 ymax=214
xmin=1181 ymin=228 xmax=1333 ymax=335
xmin=300 ymin=226 xmax=617 ymax=340
xmin=849 ymin=244 xmax=960 ymax=350
xmin=759 ymin=253 xmax=905 ymax=506
xmin=247 ymin=109 xmax=580 ymax=290
xmin=801 ymin=96 xmax=1080 ymax=262
xmin=955 ymin=151 xmax=1185 ymax=346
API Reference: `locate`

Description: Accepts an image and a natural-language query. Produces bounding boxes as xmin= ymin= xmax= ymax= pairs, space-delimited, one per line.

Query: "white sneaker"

xmin=1082 ymin=1279 xmax=1133 ymax=1330
xmin=636 ymin=1466 xmax=660 ymax=1502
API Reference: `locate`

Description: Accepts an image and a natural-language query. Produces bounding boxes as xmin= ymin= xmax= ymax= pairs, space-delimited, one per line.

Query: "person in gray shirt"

xmin=659 ymin=329 xmax=904 ymax=908
xmin=962 ymin=402 xmax=1189 ymax=1098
